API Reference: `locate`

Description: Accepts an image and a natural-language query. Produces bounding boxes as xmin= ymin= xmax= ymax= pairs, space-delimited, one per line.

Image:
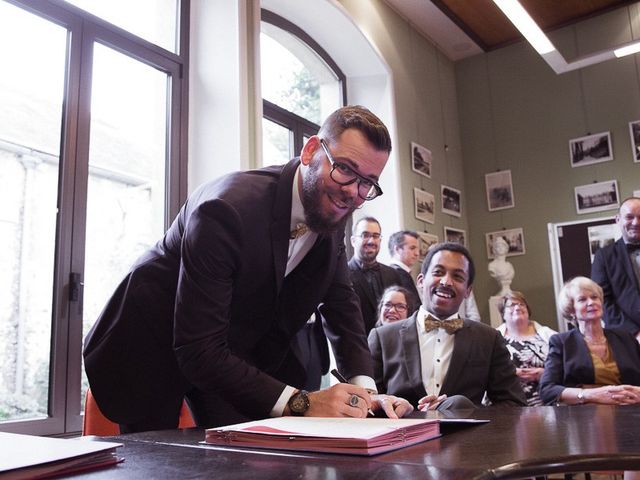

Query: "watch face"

xmin=290 ymin=391 xmax=310 ymax=414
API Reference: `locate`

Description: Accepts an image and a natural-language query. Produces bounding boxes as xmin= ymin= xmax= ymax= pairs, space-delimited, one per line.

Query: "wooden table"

xmin=71 ymin=405 xmax=640 ymax=479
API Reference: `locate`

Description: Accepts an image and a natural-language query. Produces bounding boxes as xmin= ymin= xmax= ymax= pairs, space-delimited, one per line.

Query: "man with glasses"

xmin=348 ymin=217 xmax=401 ymax=334
xmin=84 ymin=105 xmax=412 ymax=433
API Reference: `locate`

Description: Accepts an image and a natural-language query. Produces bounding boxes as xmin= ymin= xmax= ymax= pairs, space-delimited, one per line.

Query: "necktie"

xmin=290 ymin=223 xmax=308 ymax=240
xmin=424 ymin=315 xmax=463 ymax=335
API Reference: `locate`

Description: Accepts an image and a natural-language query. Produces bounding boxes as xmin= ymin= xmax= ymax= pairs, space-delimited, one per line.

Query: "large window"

xmin=261 ymin=10 xmax=345 ymax=165
xmin=0 ymin=0 xmax=188 ymax=435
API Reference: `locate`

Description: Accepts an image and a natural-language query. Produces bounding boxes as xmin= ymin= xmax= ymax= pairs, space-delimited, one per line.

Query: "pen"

xmin=330 ymin=369 xmax=375 ymax=416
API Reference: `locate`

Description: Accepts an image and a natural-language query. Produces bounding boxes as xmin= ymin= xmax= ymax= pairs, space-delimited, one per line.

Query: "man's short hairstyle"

xmin=318 ymin=105 xmax=392 ymax=153
xmin=557 ymin=276 xmax=604 ymax=321
xmin=388 ymin=230 xmax=419 ymax=257
xmin=497 ymin=290 xmax=532 ymax=318
xmin=619 ymin=196 xmax=640 ymax=212
xmin=352 ymin=216 xmax=380 ymax=235
xmin=420 ymin=242 xmax=475 ymax=286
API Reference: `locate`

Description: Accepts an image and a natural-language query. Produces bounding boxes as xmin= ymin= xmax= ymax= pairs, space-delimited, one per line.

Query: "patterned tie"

xmin=289 ymin=223 xmax=308 ymax=240
xmin=424 ymin=315 xmax=463 ymax=335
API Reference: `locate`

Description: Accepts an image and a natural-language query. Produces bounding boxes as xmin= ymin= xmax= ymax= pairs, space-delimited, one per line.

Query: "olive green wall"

xmin=338 ymin=1 xmax=640 ymax=329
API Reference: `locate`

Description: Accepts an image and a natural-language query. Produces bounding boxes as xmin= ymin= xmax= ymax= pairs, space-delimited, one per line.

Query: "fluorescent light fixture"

xmin=493 ymin=0 xmax=555 ymax=55
xmin=614 ymin=41 xmax=640 ymax=58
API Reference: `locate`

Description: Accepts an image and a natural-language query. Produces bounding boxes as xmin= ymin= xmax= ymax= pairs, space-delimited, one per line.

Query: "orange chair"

xmin=82 ymin=389 xmax=195 ymax=436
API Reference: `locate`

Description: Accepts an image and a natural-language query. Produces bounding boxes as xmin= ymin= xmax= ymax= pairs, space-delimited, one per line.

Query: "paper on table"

xmin=204 ymin=417 xmax=440 ymax=456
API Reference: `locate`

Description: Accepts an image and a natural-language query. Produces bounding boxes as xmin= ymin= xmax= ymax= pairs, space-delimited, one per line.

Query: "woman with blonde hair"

xmin=539 ymin=276 xmax=640 ymax=405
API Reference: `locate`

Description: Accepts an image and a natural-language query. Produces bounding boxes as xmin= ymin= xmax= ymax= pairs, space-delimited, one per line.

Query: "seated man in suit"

xmin=368 ymin=242 xmax=526 ymax=410
xmin=348 ymin=217 xmax=401 ymax=334
xmin=591 ymin=196 xmax=640 ymax=341
xmin=387 ymin=230 xmax=421 ymax=315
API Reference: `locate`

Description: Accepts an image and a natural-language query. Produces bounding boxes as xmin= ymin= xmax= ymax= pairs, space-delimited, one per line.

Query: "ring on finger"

xmin=349 ymin=394 xmax=359 ymax=407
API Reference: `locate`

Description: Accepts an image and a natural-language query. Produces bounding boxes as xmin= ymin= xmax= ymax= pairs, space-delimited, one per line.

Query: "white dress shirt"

xmin=416 ymin=306 xmax=458 ymax=396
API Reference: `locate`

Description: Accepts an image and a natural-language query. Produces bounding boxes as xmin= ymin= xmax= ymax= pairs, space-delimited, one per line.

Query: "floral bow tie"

xmin=424 ymin=315 xmax=463 ymax=335
xmin=290 ymin=223 xmax=309 ymax=240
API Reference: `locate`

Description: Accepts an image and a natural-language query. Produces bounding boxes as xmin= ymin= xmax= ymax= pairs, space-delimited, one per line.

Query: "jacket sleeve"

xmin=486 ymin=332 xmax=527 ymax=406
xmin=539 ymin=333 xmax=566 ymax=405
xmin=591 ymin=248 xmax=624 ymax=328
xmin=367 ymin=327 xmax=385 ymax=394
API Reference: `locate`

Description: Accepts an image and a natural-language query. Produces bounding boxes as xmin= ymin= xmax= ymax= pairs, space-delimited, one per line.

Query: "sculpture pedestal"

xmin=488 ymin=296 xmax=503 ymax=328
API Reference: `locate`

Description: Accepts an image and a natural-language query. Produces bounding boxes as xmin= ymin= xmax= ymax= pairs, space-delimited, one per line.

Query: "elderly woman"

xmin=497 ymin=291 xmax=556 ymax=406
xmin=539 ymin=276 xmax=640 ymax=406
xmin=375 ymin=286 xmax=411 ymax=327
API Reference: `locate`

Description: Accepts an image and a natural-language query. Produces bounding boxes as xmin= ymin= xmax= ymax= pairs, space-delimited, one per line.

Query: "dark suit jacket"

xmin=348 ymin=258 xmax=401 ymax=334
xmin=367 ymin=314 xmax=526 ymax=407
xmin=389 ymin=264 xmax=420 ymax=315
xmin=539 ymin=328 xmax=640 ymax=405
xmin=591 ymin=238 xmax=640 ymax=334
xmin=84 ymin=159 xmax=373 ymax=426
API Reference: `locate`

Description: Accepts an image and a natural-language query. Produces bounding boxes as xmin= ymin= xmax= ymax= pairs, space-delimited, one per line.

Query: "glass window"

xmin=262 ymin=117 xmax=292 ymax=165
xmin=63 ymin=0 xmax=179 ymax=52
xmin=0 ymin=1 xmax=67 ymax=422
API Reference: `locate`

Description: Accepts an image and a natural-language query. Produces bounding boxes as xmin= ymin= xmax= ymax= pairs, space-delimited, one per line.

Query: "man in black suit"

xmin=368 ymin=242 xmax=526 ymax=410
xmin=348 ymin=217 xmax=401 ymax=333
xmin=84 ymin=106 xmax=412 ymax=432
xmin=388 ymin=230 xmax=421 ymax=314
xmin=592 ymin=197 xmax=640 ymax=341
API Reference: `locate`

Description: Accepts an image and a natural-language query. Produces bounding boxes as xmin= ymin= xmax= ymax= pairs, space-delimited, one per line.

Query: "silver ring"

xmin=349 ymin=394 xmax=359 ymax=407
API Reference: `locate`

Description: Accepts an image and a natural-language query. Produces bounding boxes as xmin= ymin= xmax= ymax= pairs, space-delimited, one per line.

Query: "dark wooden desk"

xmin=74 ymin=405 xmax=640 ymax=479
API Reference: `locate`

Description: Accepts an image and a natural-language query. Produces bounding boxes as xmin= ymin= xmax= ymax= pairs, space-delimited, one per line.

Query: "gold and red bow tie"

xmin=290 ymin=223 xmax=308 ymax=240
xmin=424 ymin=315 xmax=463 ymax=334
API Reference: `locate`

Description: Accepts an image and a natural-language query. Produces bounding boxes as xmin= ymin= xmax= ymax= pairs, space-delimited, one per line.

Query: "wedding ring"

xmin=349 ymin=394 xmax=359 ymax=407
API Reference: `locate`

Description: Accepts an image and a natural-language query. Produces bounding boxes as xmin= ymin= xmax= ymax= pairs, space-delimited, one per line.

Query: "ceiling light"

xmin=493 ymin=0 xmax=555 ymax=55
xmin=614 ymin=41 xmax=640 ymax=58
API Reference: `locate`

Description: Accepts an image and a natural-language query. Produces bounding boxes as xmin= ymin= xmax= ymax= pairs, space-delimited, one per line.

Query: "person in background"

xmin=496 ymin=291 xmax=556 ymax=406
xmin=368 ymin=242 xmax=526 ymax=410
xmin=348 ymin=217 xmax=401 ymax=334
xmin=387 ymin=230 xmax=421 ymax=314
xmin=591 ymin=197 xmax=640 ymax=342
xmin=539 ymin=276 xmax=640 ymax=406
xmin=375 ymin=286 xmax=412 ymax=327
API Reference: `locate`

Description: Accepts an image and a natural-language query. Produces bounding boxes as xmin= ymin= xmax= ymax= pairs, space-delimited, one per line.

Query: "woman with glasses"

xmin=375 ymin=286 xmax=411 ymax=327
xmin=497 ymin=291 xmax=557 ymax=406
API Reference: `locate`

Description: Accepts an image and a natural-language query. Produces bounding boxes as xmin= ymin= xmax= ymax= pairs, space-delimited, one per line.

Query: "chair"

xmin=82 ymin=389 xmax=195 ymax=436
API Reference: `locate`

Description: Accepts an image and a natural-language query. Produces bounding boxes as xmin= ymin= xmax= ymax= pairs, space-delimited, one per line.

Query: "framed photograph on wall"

xmin=587 ymin=223 xmax=620 ymax=263
xmin=444 ymin=226 xmax=466 ymax=246
xmin=414 ymin=187 xmax=435 ymax=224
xmin=485 ymin=170 xmax=515 ymax=211
xmin=574 ymin=179 xmax=620 ymax=214
xmin=485 ymin=228 xmax=526 ymax=259
xmin=569 ymin=131 xmax=613 ymax=167
xmin=441 ymin=184 xmax=461 ymax=217
xmin=417 ymin=232 xmax=439 ymax=261
xmin=629 ymin=121 xmax=640 ymax=163
xmin=411 ymin=142 xmax=432 ymax=178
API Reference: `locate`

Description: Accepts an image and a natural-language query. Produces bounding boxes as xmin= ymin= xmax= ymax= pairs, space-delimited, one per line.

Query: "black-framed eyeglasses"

xmin=320 ymin=139 xmax=383 ymax=201
xmin=382 ymin=302 xmax=408 ymax=312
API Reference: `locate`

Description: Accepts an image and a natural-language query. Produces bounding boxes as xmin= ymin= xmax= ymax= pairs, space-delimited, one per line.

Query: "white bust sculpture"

xmin=488 ymin=237 xmax=514 ymax=296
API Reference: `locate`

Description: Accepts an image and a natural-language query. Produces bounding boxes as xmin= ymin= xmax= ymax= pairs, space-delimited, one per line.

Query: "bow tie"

xmin=290 ymin=223 xmax=308 ymax=240
xmin=424 ymin=315 xmax=463 ymax=334
xmin=627 ymin=243 xmax=640 ymax=253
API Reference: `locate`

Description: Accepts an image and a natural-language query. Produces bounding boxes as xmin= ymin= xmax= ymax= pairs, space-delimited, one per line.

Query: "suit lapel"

xmin=616 ymin=238 xmax=637 ymax=288
xmin=440 ymin=321 xmax=471 ymax=394
xmin=271 ymin=159 xmax=299 ymax=295
xmin=400 ymin=315 xmax=427 ymax=399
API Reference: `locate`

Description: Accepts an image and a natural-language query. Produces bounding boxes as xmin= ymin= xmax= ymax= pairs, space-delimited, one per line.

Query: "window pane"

xmin=81 ymin=44 xmax=168 ymax=403
xmin=262 ymin=118 xmax=292 ymax=165
xmin=64 ymin=0 xmax=178 ymax=53
xmin=0 ymin=2 xmax=67 ymax=422
xmin=261 ymin=23 xmax=341 ymax=124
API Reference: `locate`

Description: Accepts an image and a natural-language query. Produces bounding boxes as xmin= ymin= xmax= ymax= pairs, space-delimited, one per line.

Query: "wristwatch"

xmin=288 ymin=390 xmax=310 ymax=416
xmin=577 ymin=389 xmax=585 ymax=404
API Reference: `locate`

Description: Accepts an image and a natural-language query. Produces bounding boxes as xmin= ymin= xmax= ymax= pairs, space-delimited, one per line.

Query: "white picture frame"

xmin=569 ymin=131 xmax=613 ymax=167
xmin=485 ymin=170 xmax=515 ymax=211
xmin=441 ymin=184 xmax=461 ymax=217
xmin=411 ymin=142 xmax=432 ymax=178
xmin=629 ymin=120 xmax=640 ymax=163
xmin=443 ymin=226 xmax=466 ymax=246
xmin=485 ymin=228 xmax=526 ymax=259
xmin=417 ymin=232 xmax=439 ymax=261
xmin=414 ymin=187 xmax=435 ymax=224
xmin=574 ymin=179 xmax=620 ymax=214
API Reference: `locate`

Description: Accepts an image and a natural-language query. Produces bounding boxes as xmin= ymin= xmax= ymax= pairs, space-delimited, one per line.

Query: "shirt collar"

xmin=390 ymin=259 xmax=411 ymax=272
xmin=416 ymin=306 xmax=460 ymax=333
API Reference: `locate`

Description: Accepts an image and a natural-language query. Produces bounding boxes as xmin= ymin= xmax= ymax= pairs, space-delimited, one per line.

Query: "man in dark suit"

xmin=84 ymin=106 xmax=412 ymax=432
xmin=348 ymin=217 xmax=401 ymax=333
xmin=592 ymin=197 xmax=640 ymax=341
xmin=368 ymin=242 xmax=526 ymax=409
xmin=387 ymin=230 xmax=421 ymax=314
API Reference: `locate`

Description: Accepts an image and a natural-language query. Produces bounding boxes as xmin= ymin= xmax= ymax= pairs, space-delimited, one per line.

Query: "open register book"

xmin=204 ymin=417 xmax=440 ymax=455
xmin=0 ymin=432 xmax=122 ymax=480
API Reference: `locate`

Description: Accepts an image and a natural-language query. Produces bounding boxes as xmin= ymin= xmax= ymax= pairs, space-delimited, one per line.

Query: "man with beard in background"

xmin=84 ymin=106 xmax=413 ymax=432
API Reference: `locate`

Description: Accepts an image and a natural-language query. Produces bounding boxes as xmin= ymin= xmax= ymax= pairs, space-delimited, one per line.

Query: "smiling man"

xmin=592 ymin=197 xmax=640 ymax=342
xmin=368 ymin=242 xmax=526 ymax=410
xmin=84 ymin=105 xmax=412 ymax=433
